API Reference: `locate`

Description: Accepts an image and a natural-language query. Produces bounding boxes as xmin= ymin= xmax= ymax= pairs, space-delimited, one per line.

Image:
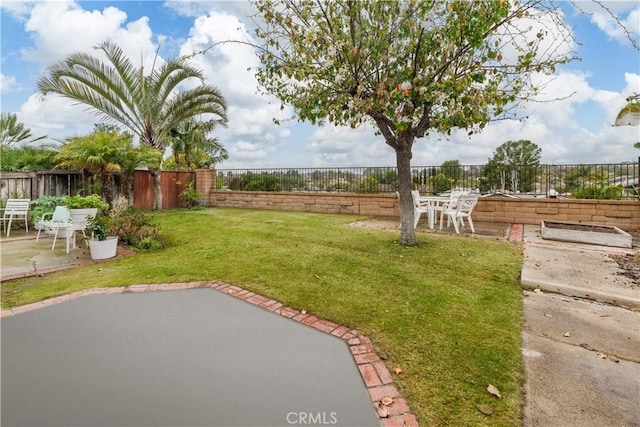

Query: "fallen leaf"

xmin=477 ymin=404 xmax=493 ymax=415
xmin=375 ymin=402 xmax=389 ymax=418
xmin=379 ymin=352 xmax=388 ymax=360
xmin=394 ymin=366 xmax=404 ymax=375
xmin=381 ymin=396 xmax=394 ymax=406
xmin=301 ymin=309 xmax=307 ymax=314
xmin=580 ymin=343 xmax=594 ymax=351
xmin=609 ymin=355 xmax=620 ymax=363
xmin=487 ymin=384 xmax=501 ymax=399
xmin=563 ymin=332 xmax=571 ymax=337
xmin=544 ymin=313 xmax=553 ymax=318
xmin=533 ymin=288 xmax=542 ymax=294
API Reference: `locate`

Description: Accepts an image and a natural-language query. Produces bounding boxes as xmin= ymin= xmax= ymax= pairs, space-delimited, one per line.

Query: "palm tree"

xmin=0 ymin=145 xmax=57 ymax=171
xmin=0 ymin=112 xmax=46 ymax=150
xmin=55 ymin=130 xmax=131 ymax=205
xmin=169 ymin=118 xmax=228 ymax=170
xmin=37 ymin=41 xmax=228 ymax=209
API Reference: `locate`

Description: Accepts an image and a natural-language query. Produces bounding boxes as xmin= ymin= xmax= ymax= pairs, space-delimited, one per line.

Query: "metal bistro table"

xmin=419 ymin=195 xmax=450 ymax=229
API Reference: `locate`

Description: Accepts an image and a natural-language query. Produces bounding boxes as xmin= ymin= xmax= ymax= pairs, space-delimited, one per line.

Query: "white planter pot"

xmin=69 ymin=208 xmax=98 ymax=231
xmin=88 ymin=236 xmax=118 ymax=260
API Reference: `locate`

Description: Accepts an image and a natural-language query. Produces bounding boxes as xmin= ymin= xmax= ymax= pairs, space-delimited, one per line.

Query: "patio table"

xmin=419 ymin=196 xmax=450 ymax=229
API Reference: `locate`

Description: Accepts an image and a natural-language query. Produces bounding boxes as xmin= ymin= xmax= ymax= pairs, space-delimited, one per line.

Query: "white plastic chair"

xmin=411 ymin=190 xmax=431 ymax=229
xmin=2 ymin=198 xmax=30 ymax=236
xmin=36 ymin=206 xmax=75 ymax=254
xmin=440 ymin=194 xmax=479 ymax=234
xmin=434 ymin=190 xmax=466 ymax=229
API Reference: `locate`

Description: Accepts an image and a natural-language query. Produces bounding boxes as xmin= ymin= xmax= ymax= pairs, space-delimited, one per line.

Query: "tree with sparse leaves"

xmin=252 ymin=0 xmax=578 ymax=245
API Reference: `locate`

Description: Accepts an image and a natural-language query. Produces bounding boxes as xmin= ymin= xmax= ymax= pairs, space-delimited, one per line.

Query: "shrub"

xmin=136 ymin=237 xmax=163 ymax=251
xmin=29 ymin=196 xmax=67 ymax=225
xmin=572 ymin=184 xmax=623 ymax=200
xmin=429 ymin=173 xmax=453 ymax=194
xmin=109 ymin=206 xmax=161 ymax=248
xmin=63 ymin=194 xmax=108 ymax=210
xmin=357 ymin=176 xmax=381 ymax=193
xmin=179 ymin=181 xmax=202 ymax=208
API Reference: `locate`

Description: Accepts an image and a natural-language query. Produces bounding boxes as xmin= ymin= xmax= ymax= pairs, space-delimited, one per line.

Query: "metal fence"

xmin=216 ymin=161 xmax=640 ymax=198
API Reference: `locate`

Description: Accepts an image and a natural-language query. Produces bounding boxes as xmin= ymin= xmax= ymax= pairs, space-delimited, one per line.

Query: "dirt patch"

xmin=610 ymin=253 xmax=640 ymax=286
xmin=544 ymin=222 xmax=622 ymax=234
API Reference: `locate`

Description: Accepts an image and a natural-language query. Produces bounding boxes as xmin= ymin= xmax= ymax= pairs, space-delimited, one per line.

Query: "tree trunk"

xmin=149 ymin=167 xmax=163 ymax=210
xmin=396 ymin=135 xmax=418 ymax=246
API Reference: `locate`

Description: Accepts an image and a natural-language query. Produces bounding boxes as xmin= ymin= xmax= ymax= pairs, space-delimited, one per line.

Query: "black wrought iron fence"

xmin=216 ymin=161 xmax=639 ymax=199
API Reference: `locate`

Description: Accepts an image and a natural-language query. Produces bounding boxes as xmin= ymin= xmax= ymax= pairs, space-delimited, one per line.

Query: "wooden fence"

xmin=1 ymin=170 xmax=194 ymax=209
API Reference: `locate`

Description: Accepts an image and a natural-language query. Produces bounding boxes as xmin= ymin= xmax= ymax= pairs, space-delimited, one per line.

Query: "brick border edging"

xmin=1 ymin=281 xmax=419 ymax=426
xmin=509 ymin=223 xmax=524 ymax=242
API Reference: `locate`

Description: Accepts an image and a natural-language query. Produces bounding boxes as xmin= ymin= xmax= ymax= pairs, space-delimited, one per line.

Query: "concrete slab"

xmin=0 ymin=231 xmax=92 ymax=279
xmin=522 ymin=291 xmax=640 ymax=427
xmin=521 ymin=225 xmax=640 ymax=308
xmin=1 ymin=289 xmax=379 ymax=427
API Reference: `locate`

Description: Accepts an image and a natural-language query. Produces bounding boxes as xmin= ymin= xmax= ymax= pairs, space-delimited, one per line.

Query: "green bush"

xmin=179 ymin=182 xmax=202 ymax=208
xmin=241 ymin=174 xmax=282 ymax=191
xmin=136 ymin=236 xmax=163 ymax=251
xmin=109 ymin=206 xmax=161 ymax=248
xmin=357 ymin=176 xmax=381 ymax=193
xmin=29 ymin=196 xmax=67 ymax=224
xmin=572 ymin=184 xmax=623 ymax=200
xmin=429 ymin=173 xmax=453 ymax=194
xmin=63 ymin=194 xmax=108 ymax=210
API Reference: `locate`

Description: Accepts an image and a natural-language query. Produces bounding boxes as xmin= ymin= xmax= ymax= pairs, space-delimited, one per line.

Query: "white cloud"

xmin=0 ymin=0 xmax=34 ymax=19
xmin=18 ymin=93 xmax=96 ymax=143
xmin=570 ymin=1 xmax=640 ymax=46
xmin=177 ymin=8 xmax=296 ymax=167
xmin=1 ymin=74 xmax=20 ymax=92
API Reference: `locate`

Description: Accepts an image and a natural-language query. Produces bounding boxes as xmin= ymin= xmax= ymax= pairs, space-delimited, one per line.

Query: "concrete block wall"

xmin=205 ymin=189 xmax=640 ymax=232
xmin=473 ymin=197 xmax=640 ymax=230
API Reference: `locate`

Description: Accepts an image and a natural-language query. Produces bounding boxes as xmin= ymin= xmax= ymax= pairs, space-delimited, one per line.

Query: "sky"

xmin=1 ymin=0 xmax=639 ymax=169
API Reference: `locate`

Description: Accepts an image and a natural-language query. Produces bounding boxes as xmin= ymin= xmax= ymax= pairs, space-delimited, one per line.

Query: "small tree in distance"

xmin=480 ymin=140 xmax=541 ymax=193
xmin=252 ymin=0 xmax=577 ymax=245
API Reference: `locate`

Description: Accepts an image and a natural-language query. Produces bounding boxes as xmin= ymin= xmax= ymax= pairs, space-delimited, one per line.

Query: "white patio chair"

xmin=434 ymin=190 xmax=466 ymax=229
xmin=36 ymin=206 xmax=75 ymax=254
xmin=2 ymin=198 xmax=30 ymax=236
xmin=411 ymin=190 xmax=431 ymax=229
xmin=440 ymin=194 xmax=479 ymax=234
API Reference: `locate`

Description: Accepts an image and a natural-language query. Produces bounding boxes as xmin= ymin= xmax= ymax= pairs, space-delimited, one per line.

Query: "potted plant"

xmin=64 ymin=194 xmax=109 ymax=237
xmin=86 ymin=215 xmax=118 ymax=260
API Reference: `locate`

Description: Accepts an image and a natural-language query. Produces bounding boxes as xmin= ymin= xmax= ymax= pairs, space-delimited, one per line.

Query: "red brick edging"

xmin=508 ymin=223 xmax=524 ymax=242
xmin=0 ymin=281 xmax=418 ymax=426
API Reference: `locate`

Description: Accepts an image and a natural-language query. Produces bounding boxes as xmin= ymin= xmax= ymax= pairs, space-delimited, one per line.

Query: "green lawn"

xmin=1 ymin=208 xmax=525 ymax=426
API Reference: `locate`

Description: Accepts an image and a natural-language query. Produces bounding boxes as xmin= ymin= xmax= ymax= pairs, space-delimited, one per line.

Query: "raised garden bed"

xmin=541 ymin=221 xmax=632 ymax=249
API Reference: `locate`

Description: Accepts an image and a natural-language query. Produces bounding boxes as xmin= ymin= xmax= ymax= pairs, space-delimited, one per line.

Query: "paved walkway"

xmin=519 ymin=224 xmax=640 ymax=427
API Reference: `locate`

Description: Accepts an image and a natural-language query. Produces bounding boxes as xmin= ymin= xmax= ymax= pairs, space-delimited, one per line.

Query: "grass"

xmin=1 ymin=208 xmax=525 ymax=426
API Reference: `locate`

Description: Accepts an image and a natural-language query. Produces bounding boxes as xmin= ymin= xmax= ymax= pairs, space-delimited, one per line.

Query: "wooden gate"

xmin=133 ymin=171 xmax=194 ymax=209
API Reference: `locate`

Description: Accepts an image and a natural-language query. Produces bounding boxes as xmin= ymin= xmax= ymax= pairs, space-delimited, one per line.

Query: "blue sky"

xmin=1 ymin=0 xmax=639 ymax=169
